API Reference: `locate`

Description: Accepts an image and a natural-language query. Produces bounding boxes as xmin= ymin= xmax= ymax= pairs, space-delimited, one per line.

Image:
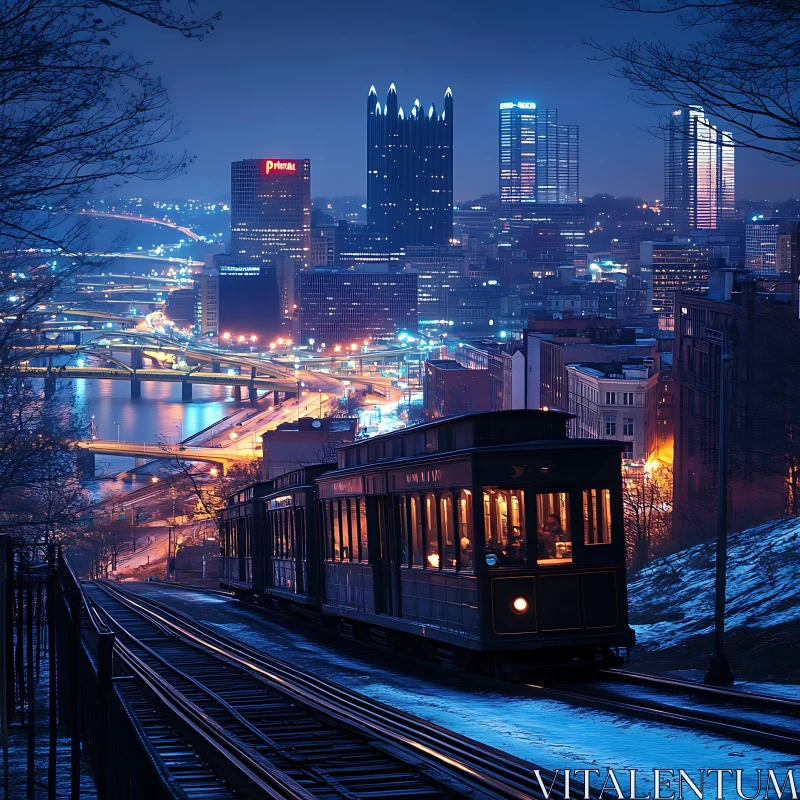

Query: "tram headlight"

xmin=511 ymin=596 xmax=529 ymax=614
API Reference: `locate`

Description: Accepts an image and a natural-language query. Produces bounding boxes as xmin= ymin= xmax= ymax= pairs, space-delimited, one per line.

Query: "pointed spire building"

xmin=367 ymin=83 xmax=453 ymax=247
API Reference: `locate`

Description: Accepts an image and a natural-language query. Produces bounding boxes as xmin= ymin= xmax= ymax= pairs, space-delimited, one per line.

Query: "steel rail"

xmin=522 ymin=681 xmax=800 ymax=755
xmin=94 ymin=580 xmax=579 ymax=800
xmin=84 ymin=597 xmax=315 ymax=800
xmin=600 ymin=668 xmax=800 ymax=714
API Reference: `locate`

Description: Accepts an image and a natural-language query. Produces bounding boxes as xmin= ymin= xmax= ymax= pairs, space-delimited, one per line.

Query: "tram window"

xmin=424 ymin=492 xmax=440 ymax=568
xmin=409 ymin=494 xmax=424 ymax=566
xmin=359 ymin=499 xmax=369 ymax=562
xmin=349 ymin=500 xmax=359 ymax=562
xmin=483 ymin=489 xmax=526 ymax=567
xmin=297 ymin=508 xmax=305 ymax=561
xmin=398 ymin=496 xmax=409 ymax=567
xmin=339 ymin=500 xmax=351 ymax=561
xmin=332 ymin=501 xmax=341 ymax=561
xmin=439 ymin=493 xmax=456 ymax=570
xmin=536 ymin=493 xmax=572 ymax=564
xmin=583 ymin=489 xmax=612 ymax=545
xmin=323 ymin=502 xmax=332 ymax=560
xmin=457 ymin=489 xmax=474 ymax=571
xmin=287 ymin=509 xmax=294 ymax=558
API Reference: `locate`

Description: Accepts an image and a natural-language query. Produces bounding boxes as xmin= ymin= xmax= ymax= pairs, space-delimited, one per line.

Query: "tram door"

xmin=294 ymin=507 xmax=305 ymax=595
xmin=376 ymin=497 xmax=400 ymax=617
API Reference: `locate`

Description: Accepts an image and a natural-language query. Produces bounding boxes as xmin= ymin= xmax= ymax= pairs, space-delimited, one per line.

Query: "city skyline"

xmin=122 ymin=0 xmax=797 ymax=203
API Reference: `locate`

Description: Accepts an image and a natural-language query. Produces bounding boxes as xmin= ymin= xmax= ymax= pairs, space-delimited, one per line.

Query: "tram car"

xmin=219 ymin=410 xmax=635 ymax=669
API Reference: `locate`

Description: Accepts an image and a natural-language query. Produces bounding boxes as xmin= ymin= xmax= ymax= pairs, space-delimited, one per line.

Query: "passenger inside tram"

xmin=483 ymin=489 xmax=573 ymax=566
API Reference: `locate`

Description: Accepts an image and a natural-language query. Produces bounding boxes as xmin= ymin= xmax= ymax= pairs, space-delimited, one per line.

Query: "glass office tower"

xmin=499 ymin=101 xmax=579 ymax=207
xmin=367 ymin=84 xmax=453 ymax=248
xmin=664 ymin=107 xmax=735 ymax=233
xmin=230 ymin=158 xmax=311 ymax=269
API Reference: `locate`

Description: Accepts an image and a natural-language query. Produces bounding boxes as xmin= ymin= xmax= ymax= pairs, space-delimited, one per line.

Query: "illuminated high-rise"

xmin=230 ymin=158 xmax=311 ymax=268
xmin=499 ymin=101 xmax=578 ymax=207
xmin=367 ymin=84 xmax=453 ymax=248
xmin=664 ymin=107 xmax=735 ymax=233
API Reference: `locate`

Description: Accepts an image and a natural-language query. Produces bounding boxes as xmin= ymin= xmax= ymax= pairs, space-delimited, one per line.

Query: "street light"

xmin=114 ymin=421 xmax=121 ymax=442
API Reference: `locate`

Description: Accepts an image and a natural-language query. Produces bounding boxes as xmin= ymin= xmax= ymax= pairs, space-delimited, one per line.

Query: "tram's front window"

xmin=483 ymin=489 xmax=526 ymax=567
xmin=536 ymin=493 xmax=572 ymax=565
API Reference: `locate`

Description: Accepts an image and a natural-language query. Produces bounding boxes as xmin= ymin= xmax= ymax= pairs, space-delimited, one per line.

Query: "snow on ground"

xmin=628 ymin=517 xmax=800 ymax=652
xmin=124 ymin=584 xmax=797 ymax=797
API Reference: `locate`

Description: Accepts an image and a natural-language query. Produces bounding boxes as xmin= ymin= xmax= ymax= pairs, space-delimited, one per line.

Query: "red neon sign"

xmin=265 ymin=159 xmax=297 ymax=175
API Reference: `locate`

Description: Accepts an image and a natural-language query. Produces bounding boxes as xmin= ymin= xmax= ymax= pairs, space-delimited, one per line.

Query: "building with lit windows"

xmin=566 ymin=359 xmax=659 ymax=461
xmin=499 ymin=101 xmax=578 ymax=207
xmin=194 ymin=270 xmax=218 ymax=337
xmin=745 ymin=219 xmax=793 ymax=275
xmin=230 ymin=158 xmax=311 ymax=269
xmin=640 ymin=239 xmax=711 ymax=330
xmin=401 ymin=245 xmax=468 ymax=324
xmin=664 ymin=107 xmax=735 ymax=233
xmin=367 ymin=84 xmax=453 ymax=248
xmin=297 ymin=266 xmax=418 ymax=345
xmin=217 ymin=264 xmax=281 ymax=342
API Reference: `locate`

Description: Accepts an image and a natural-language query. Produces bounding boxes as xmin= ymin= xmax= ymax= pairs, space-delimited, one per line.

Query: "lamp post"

xmin=705 ymin=326 xmax=734 ymax=687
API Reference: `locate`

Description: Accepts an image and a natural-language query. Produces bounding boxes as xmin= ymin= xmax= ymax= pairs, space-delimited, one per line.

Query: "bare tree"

xmin=623 ymin=462 xmax=674 ymax=570
xmin=0 ymin=1 xmax=219 ymax=357
xmin=0 ymin=1 xmax=218 ymax=547
xmin=0 ymin=381 xmax=91 ymax=543
xmin=590 ymin=0 xmax=800 ymax=163
xmin=160 ymin=449 xmax=262 ymax=538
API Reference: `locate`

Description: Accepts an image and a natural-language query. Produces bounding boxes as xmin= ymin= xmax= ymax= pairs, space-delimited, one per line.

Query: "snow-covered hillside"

xmin=628 ymin=517 xmax=800 ymax=652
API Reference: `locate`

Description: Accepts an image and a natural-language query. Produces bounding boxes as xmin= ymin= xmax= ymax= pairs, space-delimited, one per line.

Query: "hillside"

xmin=627 ymin=517 xmax=800 ymax=682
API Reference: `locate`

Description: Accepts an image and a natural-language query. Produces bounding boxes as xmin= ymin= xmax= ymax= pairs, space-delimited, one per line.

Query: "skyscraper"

xmin=367 ymin=84 xmax=453 ymax=248
xmin=499 ymin=101 xmax=578 ymax=207
xmin=298 ymin=266 xmax=418 ymax=345
xmin=230 ymin=158 xmax=311 ymax=268
xmin=640 ymin=239 xmax=711 ymax=331
xmin=664 ymin=107 xmax=735 ymax=233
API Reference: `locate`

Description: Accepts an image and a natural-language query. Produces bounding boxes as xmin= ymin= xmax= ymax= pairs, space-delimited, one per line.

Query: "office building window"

xmin=605 ymin=415 xmax=617 ymax=436
xmin=623 ymin=418 xmax=634 ymax=436
xmin=605 ymin=392 xmax=616 ymax=405
xmin=622 ymin=392 xmax=634 ymax=405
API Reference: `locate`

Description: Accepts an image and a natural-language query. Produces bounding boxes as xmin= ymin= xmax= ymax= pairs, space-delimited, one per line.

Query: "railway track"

xmin=132 ymin=581 xmax=800 ymax=759
xmin=529 ymin=670 xmax=800 ymax=755
xmin=85 ymin=580 xmax=586 ymax=800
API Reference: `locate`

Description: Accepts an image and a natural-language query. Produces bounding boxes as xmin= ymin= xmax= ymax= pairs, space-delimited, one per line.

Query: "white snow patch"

xmin=629 ymin=517 xmax=800 ymax=651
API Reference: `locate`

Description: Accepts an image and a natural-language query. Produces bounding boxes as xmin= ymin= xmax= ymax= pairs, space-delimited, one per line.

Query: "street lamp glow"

xmin=229 ymin=432 xmax=238 ymax=440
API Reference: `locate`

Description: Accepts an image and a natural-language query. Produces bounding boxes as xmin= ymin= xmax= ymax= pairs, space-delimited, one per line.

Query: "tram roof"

xmin=337 ymin=410 xmax=572 ymax=469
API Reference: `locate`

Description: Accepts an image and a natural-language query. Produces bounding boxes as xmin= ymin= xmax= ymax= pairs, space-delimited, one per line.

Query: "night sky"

xmin=126 ymin=0 xmax=798 ymax=203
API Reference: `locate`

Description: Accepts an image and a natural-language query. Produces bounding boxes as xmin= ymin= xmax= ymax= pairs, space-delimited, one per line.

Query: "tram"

xmin=219 ymin=410 xmax=635 ymax=668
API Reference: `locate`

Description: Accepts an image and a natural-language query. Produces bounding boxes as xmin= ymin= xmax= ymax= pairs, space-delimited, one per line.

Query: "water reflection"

xmin=70 ymin=378 xmax=240 ymax=478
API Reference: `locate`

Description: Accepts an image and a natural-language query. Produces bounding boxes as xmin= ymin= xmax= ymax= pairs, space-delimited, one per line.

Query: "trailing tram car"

xmin=219 ymin=410 xmax=635 ymax=670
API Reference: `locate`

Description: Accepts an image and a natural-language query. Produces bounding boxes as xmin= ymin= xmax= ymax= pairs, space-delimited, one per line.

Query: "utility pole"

xmin=705 ymin=324 xmax=735 ymax=686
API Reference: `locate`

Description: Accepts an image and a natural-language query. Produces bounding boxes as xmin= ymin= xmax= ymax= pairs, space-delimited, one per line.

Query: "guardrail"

xmin=54 ymin=549 xmax=185 ymax=799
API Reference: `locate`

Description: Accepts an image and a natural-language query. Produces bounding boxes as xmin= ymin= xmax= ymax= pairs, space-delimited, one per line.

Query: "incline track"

xmin=130 ymin=581 xmax=800 ymax=759
xmin=528 ymin=672 xmax=800 ymax=755
xmin=85 ymin=580 xmax=583 ymax=800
